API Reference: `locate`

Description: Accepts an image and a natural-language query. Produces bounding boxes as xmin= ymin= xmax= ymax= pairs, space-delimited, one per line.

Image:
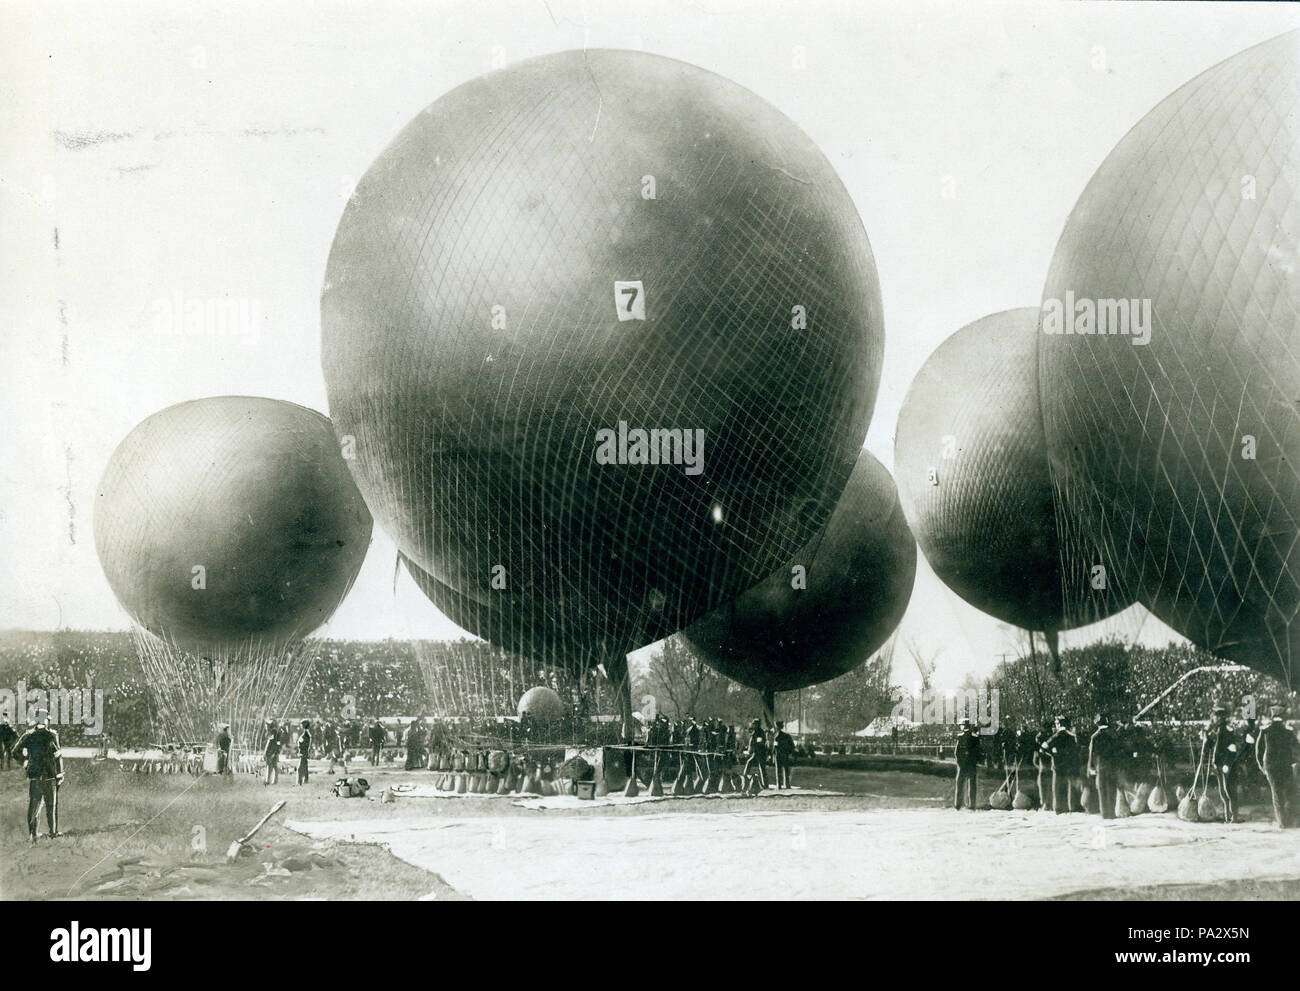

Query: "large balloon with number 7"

xmin=321 ymin=49 xmax=885 ymax=659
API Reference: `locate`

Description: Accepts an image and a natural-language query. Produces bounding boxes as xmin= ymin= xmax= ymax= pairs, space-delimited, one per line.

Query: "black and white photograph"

xmin=1 ymin=0 xmax=1297 ymax=946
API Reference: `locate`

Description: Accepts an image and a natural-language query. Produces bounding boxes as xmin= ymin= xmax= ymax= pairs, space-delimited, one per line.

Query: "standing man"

xmin=1238 ymin=715 xmax=1261 ymax=796
xmin=404 ymin=719 xmax=426 ymax=770
xmin=1033 ymin=719 xmax=1053 ymax=811
xmin=1200 ymin=706 xmax=1240 ymax=824
xmin=685 ymin=715 xmax=703 ymax=782
xmin=264 ymin=718 xmax=283 ymax=785
xmin=13 ymin=708 xmax=63 ymax=843
xmin=297 ymin=720 xmax=313 ymax=786
xmin=954 ymin=718 xmax=981 ymax=809
xmin=1255 ymin=704 xmax=1297 ymax=829
xmin=742 ymin=719 xmax=769 ymax=791
xmin=215 ymin=723 xmax=233 ymax=778
xmin=0 ymin=717 xmax=17 ymax=770
xmin=773 ymin=720 xmax=796 ymax=789
xmin=1042 ymin=715 xmax=1082 ymax=814
xmin=324 ymin=720 xmax=346 ymax=776
xmin=368 ymin=718 xmax=386 ymax=766
xmin=1087 ymin=712 xmax=1123 ymax=819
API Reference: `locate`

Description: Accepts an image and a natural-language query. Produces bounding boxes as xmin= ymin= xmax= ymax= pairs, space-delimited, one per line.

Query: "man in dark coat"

xmin=264 ymin=719 xmax=283 ymax=785
xmin=368 ymin=719 xmax=386 ymax=766
xmin=954 ymin=718 xmax=981 ymax=809
xmin=1255 ymin=704 xmax=1297 ymax=829
xmin=742 ymin=719 xmax=769 ymax=791
xmin=215 ymin=723 xmax=232 ymax=777
xmin=1042 ymin=715 xmax=1082 ymax=814
xmin=773 ymin=721 xmax=796 ymax=789
xmin=0 ymin=718 xmax=17 ymax=770
xmin=1087 ymin=712 xmax=1124 ymax=819
xmin=297 ymin=720 xmax=313 ymax=785
xmin=404 ymin=719 xmax=426 ymax=770
xmin=323 ymin=719 xmax=345 ymax=775
xmin=13 ymin=708 xmax=63 ymax=842
xmin=1200 ymin=706 xmax=1240 ymax=823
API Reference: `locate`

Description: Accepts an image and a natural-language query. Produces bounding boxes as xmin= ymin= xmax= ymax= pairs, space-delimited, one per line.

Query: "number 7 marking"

xmin=613 ymin=280 xmax=646 ymax=321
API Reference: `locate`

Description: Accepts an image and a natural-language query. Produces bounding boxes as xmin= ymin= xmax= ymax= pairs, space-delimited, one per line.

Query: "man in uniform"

xmin=324 ymin=719 xmax=347 ymax=775
xmin=264 ymin=718 xmax=283 ymax=785
xmin=684 ymin=714 xmax=702 ymax=781
xmin=954 ymin=718 xmax=981 ymax=809
xmin=404 ymin=719 xmax=426 ymax=770
xmin=742 ymin=719 xmax=769 ymax=791
xmin=1200 ymin=705 xmax=1240 ymax=823
xmin=1255 ymin=704 xmax=1297 ymax=829
xmin=1087 ymin=712 xmax=1124 ymax=819
xmin=1032 ymin=719 xmax=1054 ymax=810
xmin=0 ymin=717 xmax=17 ymax=770
xmin=1042 ymin=715 xmax=1081 ymax=814
xmin=297 ymin=719 xmax=313 ymax=785
xmin=368 ymin=718 xmax=386 ymax=766
xmin=215 ymin=723 xmax=233 ymax=777
xmin=773 ymin=720 xmax=796 ymax=789
xmin=13 ymin=708 xmax=63 ymax=843
xmin=1238 ymin=715 xmax=1261 ymax=796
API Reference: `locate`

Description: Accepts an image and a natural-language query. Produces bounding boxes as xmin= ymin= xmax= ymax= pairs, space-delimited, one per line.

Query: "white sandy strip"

xmin=383 ymin=784 xmax=844 ymax=805
xmin=510 ymin=786 xmax=845 ymax=810
xmin=286 ymin=807 xmax=1300 ymax=900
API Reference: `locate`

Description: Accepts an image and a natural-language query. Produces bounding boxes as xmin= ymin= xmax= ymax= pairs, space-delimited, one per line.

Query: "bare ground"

xmin=3 ymin=760 xmax=1294 ymax=900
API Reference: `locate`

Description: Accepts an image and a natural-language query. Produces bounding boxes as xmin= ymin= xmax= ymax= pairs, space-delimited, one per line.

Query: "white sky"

xmin=2 ymin=0 xmax=1296 ymax=686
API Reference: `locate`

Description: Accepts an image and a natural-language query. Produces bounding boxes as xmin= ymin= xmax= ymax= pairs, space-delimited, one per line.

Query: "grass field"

xmin=2 ymin=759 xmax=1294 ymax=900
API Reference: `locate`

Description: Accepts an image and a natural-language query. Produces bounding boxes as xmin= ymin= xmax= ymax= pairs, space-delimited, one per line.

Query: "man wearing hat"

xmin=742 ymin=718 xmax=769 ymax=791
xmin=13 ymin=709 xmax=64 ymax=843
xmin=263 ymin=718 xmax=283 ymax=785
xmin=1198 ymin=705 xmax=1240 ymax=823
xmin=297 ymin=720 xmax=313 ymax=785
xmin=773 ymin=720 xmax=796 ymax=789
xmin=1042 ymin=715 xmax=1082 ymax=814
xmin=1255 ymin=704 xmax=1297 ymax=829
xmin=0 ymin=717 xmax=17 ymax=771
xmin=1032 ymin=719 xmax=1053 ymax=811
xmin=215 ymin=723 xmax=233 ymax=777
xmin=953 ymin=718 xmax=981 ymax=809
xmin=1087 ymin=712 xmax=1124 ymax=819
xmin=367 ymin=717 xmax=386 ymax=766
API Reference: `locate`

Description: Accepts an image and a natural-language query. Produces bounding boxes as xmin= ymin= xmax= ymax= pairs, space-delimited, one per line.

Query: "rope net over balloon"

xmin=94 ymin=397 xmax=374 ymax=749
xmin=133 ymin=628 xmax=321 ymax=751
xmin=1038 ymin=31 xmax=1299 ymax=689
xmin=321 ymin=49 xmax=885 ymax=684
xmin=894 ymin=309 xmax=1134 ymax=671
xmin=410 ymin=638 xmax=575 ymax=723
xmin=400 ymin=555 xmax=633 ymax=733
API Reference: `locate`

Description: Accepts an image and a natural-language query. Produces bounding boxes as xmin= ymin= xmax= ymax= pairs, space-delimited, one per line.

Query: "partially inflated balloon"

xmin=895 ymin=309 xmax=1133 ymax=636
xmin=1039 ymin=31 xmax=1299 ymax=684
xmin=94 ymin=397 xmax=373 ymax=651
xmin=517 ymin=686 xmax=566 ymax=724
xmin=322 ymin=49 xmax=883 ymax=656
xmin=679 ymin=450 xmax=915 ymax=692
